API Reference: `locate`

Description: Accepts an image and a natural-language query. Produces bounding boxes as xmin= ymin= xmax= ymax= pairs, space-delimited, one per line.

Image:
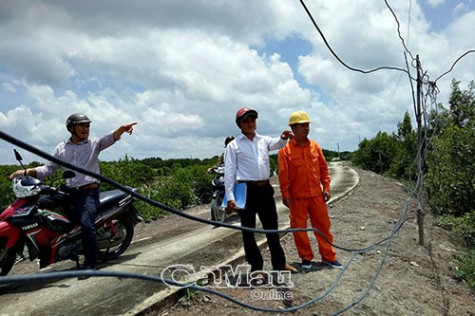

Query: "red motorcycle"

xmin=0 ymin=150 xmax=142 ymax=276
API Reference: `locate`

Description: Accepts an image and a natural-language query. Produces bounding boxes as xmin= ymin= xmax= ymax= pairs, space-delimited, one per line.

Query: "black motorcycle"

xmin=210 ymin=164 xmax=227 ymax=222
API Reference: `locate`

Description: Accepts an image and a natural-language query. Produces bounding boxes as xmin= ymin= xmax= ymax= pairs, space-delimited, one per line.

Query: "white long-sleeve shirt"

xmin=35 ymin=132 xmax=116 ymax=188
xmin=224 ymin=133 xmax=286 ymax=202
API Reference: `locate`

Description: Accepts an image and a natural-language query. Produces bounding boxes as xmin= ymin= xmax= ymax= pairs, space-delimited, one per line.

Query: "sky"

xmin=0 ymin=0 xmax=474 ymax=165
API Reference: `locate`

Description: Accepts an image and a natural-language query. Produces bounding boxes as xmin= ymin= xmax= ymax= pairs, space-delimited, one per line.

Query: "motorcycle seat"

xmin=99 ymin=189 xmax=129 ymax=208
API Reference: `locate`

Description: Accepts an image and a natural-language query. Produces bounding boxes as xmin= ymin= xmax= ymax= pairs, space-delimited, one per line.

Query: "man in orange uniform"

xmin=278 ymin=111 xmax=342 ymax=270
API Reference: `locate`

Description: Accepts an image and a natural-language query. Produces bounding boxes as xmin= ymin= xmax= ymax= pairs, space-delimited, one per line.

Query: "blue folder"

xmin=221 ymin=182 xmax=247 ymax=210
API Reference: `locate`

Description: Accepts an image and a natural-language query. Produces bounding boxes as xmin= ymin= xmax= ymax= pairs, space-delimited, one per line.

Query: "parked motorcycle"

xmin=210 ymin=164 xmax=227 ymax=222
xmin=0 ymin=150 xmax=142 ymax=276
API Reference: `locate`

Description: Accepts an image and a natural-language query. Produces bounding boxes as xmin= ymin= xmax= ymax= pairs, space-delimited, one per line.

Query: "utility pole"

xmin=416 ymin=55 xmax=424 ymax=246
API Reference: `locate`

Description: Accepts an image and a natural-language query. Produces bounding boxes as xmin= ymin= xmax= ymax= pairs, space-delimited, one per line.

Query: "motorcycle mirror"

xmin=14 ymin=149 xmax=23 ymax=162
xmin=13 ymin=149 xmax=27 ymax=173
xmin=63 ymin=170 xmax=76 ymax=179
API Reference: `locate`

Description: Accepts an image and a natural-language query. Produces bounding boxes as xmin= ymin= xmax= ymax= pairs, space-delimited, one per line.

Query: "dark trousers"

xmin=38 ymin=187 xmax=99 ymax=268
xmin=238 ymin=184 xmax=286 ymax=271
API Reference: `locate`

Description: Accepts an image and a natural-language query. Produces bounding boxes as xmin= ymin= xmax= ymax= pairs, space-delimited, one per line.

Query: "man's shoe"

xmin=322 ymin=260 xmax=343 ymax=269
xmin=282 ymin=263 xmax=298 ymax=274
xmin=78 ymin=267 xmax=96 ymax=280
xmin=249 ymin=270 xmax=268 ymax=287
xmin=301 ymin=260 xmax=312 ymax=269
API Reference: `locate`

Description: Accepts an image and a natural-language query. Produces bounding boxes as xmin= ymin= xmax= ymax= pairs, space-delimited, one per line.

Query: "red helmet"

xmin=235 ymin=107 xmax=258 ymax=127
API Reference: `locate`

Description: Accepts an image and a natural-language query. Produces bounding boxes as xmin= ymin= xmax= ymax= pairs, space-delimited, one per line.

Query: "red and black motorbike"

xmin=0 ymin=150 xmax=142 ymax=276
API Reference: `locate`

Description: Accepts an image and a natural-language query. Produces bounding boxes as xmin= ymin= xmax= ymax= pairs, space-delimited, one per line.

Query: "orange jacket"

xmin=278 ymin=138 xmax=331 ymax=199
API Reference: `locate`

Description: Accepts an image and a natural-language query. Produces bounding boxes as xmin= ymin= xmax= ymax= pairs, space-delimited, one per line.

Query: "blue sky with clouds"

xmin=0 ymin=0 xmax=474 ymax=165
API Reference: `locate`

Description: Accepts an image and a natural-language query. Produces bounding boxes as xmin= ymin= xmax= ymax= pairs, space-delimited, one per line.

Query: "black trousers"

xmin=238 ymin=184 xmax=286 ymax=271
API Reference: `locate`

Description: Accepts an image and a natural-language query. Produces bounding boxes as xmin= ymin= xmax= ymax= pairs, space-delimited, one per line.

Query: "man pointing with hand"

xmin=225 ymin=107 xmax=297 ymax=275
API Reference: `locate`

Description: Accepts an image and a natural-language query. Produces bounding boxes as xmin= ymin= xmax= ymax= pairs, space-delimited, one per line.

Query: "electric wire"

xmin=0 ymin=129 xmax=412 ymax=314
xmin=405 ymin=52 xmax=418 ymax=121
xmin=294 ymin=0 xmax=473 ymax=313
xmin=296 ymin=1 xmax=471 ymax=313
xmin=384 ymin=0 xmax=415 ymax=61
xmin=0 ymin=258 xmax=354 ymax=314
xmin=0 ymin=2 xmax=471 ymax=313
xmin=336 ymin=229 xmax=394 ymax=315
xmin=297 ymin=0 xmax=413 ymax=78
xmin=434 ymin=50 xmax=475 ymax=84
xmin=406 ymin=0 xmax=412 ymax=46
xmin=0 ymin=197 xmax=410 ymax=315
xmin=371 ymin=0 xmax=416 ymax=136
xmin=0 ymin=129 xmax=406 ymax=254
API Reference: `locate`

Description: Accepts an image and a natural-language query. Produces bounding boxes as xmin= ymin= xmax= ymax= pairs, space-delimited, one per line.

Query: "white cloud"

xmin=426 ymin=0 xmax=446 ymax=8
xmin=0 ymin=0 xmax=473 ymax=165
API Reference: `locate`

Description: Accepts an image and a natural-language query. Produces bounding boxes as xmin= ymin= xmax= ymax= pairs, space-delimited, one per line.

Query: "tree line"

xmin=351 ymin=79 xmax=474 ymax=289
xmin=0 ymin=155 xmax=217 ymax=221
xmin=0 ymin=80 xmax=471 ymax=287
xmin=0 ymin=144 xmax=342 ymax=221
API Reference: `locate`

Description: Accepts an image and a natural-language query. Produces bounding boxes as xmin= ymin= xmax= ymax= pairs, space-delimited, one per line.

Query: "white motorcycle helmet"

xmin=13 ymin=176 xmax=42 ymax=198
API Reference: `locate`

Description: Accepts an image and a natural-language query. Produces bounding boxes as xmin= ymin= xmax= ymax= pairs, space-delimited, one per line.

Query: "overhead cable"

xmin=0 ymin=129 xmax=407 ymax=254
xmin=384 ymin=0 xmax=416 ymax=61
xmin=434 ymin=50 xmax=475 ymax=84
xmin=297 ymin=0 xmax=413 ymax=77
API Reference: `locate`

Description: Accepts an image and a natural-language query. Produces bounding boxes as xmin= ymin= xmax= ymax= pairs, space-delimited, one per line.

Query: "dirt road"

xmin=158 ymin=167 xmax=474 ymax=316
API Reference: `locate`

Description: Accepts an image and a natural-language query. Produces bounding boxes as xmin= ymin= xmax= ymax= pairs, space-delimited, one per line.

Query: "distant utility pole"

xmin=416 ymin=55 xmax=425 ymax=246
xmin=337 ymin=142 xmax=340 ymax=160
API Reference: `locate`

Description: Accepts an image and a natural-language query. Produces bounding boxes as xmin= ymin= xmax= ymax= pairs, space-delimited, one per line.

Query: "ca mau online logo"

xmin=160 ymin=264 xmax=294 ymax=289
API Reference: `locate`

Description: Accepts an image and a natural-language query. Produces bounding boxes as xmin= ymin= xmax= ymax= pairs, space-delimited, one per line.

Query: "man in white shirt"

xmin=225 ymin=107 xmax=298 ymax=274
xmin=10 ymin=113 xmax=136 ymax=278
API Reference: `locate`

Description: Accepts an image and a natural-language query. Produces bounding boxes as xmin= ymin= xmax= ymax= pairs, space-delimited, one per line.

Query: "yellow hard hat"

xmin=288 ymin=111 xmax=311 ymax=126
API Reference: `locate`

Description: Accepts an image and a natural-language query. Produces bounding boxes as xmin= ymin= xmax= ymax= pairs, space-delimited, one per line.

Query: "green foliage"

xmin=187 ymin=165 xmax=214 ymax=204
xmin=269 ymin=154 xmax=278 ymax=176
xmin=0 ymin=154 xmax=215 ymax=222
xmin=340 ymin=151 xmax=353 ymax=161
xmin=137 ymin=164 xmax=214 ymax=220
xmin=153 ymin=175 xmax=194 ymax=210
xmin=448 ymin=80 xmax=475 ymax=129
xmin=351 ymin=79 xmax=474 ymax=287
xmin=425 ymin=124 xmax=475 ymax=216
xmin=100 ymin=156 xmax=160 ymax=219
xmin=388 ymin=111 xmax=418 ymax=180
xmin=0 ymin=165 xmax=20 ymax=209
xmin=100 ymin=156 xmax=157 ymax=189
xmin=435 ymin=212 xmax=475 ymax=248
xmin=322 ymin=148 xmax=339 ymax=161
xmin=351 ymin=111 xmax=418 ymax=180
xmin=452 ymin=250 xmax=475 ymax=292
xmin=351 ymin=131 xmax=399 ymax=174
xmin=425 ymin=80 xmax=475 ymax=217
xmin=140 ymin=156 xmax=213 ymax=176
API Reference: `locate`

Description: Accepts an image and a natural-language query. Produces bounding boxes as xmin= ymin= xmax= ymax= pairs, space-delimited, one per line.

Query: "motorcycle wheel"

xmin=211 ymin=196 xmax=226 ymax=223
xmin=0 ymin=249 xmax=17 ymax=276
xmin=97 ymin=216 xmax=134 ymax=262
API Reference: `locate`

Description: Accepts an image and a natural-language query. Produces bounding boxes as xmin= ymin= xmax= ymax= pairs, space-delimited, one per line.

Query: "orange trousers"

xmin=289 ymin=195 xmax=337 ymax=262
